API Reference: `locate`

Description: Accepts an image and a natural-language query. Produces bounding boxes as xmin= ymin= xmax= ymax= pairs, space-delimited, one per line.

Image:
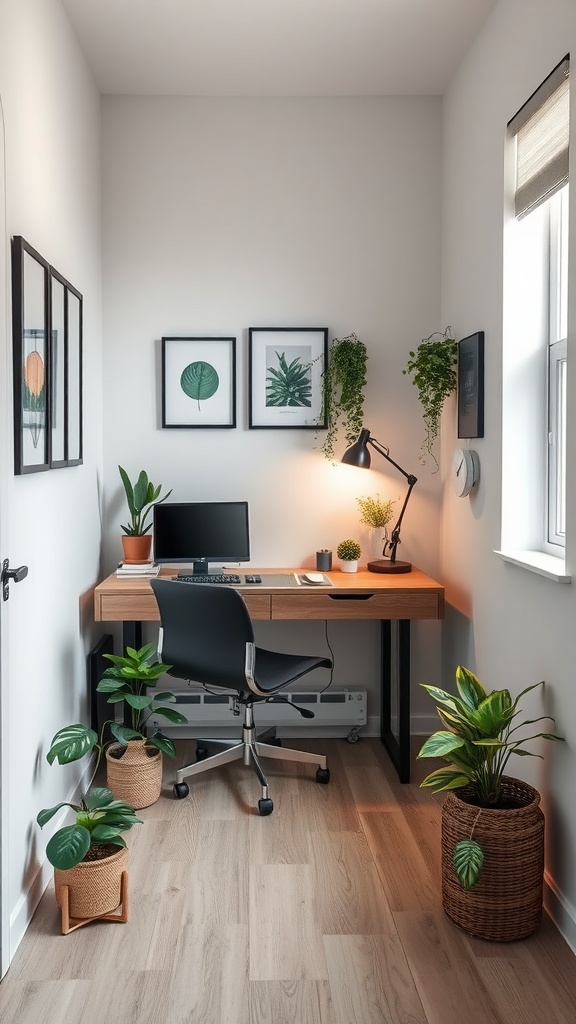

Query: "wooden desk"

xmin=94 ymin=567 xmax=444 ymax=782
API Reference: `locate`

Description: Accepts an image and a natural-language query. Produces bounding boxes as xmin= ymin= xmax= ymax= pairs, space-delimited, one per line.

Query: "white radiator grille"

xmin=150 ymin=687 xmax=367 ymax=730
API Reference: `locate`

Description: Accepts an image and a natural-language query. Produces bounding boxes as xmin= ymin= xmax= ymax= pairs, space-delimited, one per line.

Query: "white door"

xmin=0 ymin=90 xmax=8 ymax=978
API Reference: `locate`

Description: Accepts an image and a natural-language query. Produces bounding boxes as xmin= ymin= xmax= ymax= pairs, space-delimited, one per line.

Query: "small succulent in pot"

xmin=336 ymin=539 xmax=361 ymax=562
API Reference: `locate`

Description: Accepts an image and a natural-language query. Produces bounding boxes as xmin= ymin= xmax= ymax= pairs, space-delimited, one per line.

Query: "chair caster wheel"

xmin=174 ymin=782 xmax=189 ymax=799
xmin=196 ymin=746 xmax=209 ymax=761
xmin=316 ymin=767 xmax=330 ymax=784
xmin=258 ymin=798 xmax=274 ymax=815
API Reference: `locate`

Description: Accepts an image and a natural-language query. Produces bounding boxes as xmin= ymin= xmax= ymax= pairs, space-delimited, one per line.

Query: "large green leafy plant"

xmin=118 ymin=465 xmax=172 ymax=536
xmin=403 ymin=327 xmax=457 ymax=470
xmin=96 ymin=642 xmax=187 ymax=754
xmin=320 ymin=333 xmax=367 ymax=461
xmin=418 ymin=665 xmax=563 ymax=887
xmin=37 ymin=644 xmax=187 ymax=870
xmin=37 ymin=786 xmax=141 ymax=871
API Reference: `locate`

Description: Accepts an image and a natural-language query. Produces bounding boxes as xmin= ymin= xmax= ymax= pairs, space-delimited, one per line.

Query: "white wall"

xmin=0 ymin=0 xmax=102 ymax=963
xmin=101 ymin=95 xmax=445 ymax=727
xmin=441 ymin=0 xmax=576 ymax=947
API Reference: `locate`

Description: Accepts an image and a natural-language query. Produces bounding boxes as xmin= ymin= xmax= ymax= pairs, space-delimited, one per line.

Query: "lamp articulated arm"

xmin=364 ymin=437 xmax=417 ymax=564
xmin=341 ymin=427 xmax=417 ymax=572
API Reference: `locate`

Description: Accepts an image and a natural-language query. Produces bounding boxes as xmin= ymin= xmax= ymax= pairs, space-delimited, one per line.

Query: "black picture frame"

xmin=248 ymin=327 xmax=328 ymax=429
xmin=12 ymin=236 xmax=83 ymax=474
xmin=161 ymin=336 xmax=236 ymax=428
xmin=50 ymin=268 xmax=83 ymax=468
xmin=12 ymin=237 xmax=50 ymax=473
xmin=457 ymin=331 xmax=484 ymax=439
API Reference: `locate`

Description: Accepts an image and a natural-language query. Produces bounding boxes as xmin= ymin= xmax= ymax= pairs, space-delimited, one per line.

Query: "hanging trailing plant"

xmin=319 ymin=332 xmax=368 ymax=461
xmin=403 ymin=327 xmax=457 ymax=471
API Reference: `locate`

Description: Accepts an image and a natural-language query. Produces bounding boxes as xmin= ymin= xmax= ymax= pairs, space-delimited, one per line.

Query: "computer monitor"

xmin=153 ymin=501 xmax=250 ymax=574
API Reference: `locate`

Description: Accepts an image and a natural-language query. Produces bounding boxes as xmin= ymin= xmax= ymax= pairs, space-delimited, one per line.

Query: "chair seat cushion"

xmin=254 ymin=648 xmax=332 ymax=695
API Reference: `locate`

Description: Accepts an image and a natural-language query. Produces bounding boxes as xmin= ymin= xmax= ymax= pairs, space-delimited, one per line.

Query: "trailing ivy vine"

xmin=319 ymin=333 xmax=368 ymax=461
xmin=403 ymin=327 xmax=457 ymax=470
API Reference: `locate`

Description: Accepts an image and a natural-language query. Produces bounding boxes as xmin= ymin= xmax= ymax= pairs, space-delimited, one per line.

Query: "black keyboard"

xmin=177 ymin=573 xmax=242 ymax=584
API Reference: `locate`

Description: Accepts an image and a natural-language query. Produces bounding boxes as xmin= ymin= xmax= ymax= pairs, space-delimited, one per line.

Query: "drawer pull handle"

xmin=327 ymin=594 xmax=375 ymax=601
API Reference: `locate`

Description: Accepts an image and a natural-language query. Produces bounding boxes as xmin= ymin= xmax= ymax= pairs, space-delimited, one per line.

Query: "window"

xmin=501 ymin=57 xmax=570 ymax=578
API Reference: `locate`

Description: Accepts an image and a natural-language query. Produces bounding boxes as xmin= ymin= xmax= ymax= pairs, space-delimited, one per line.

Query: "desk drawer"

xmin=271 ymin=591 xmax=441 ymax=621
xmin=96 ymin=591 xmax=271 ymax=622
xmin=244 ymin=594 xmax=271 ymax=619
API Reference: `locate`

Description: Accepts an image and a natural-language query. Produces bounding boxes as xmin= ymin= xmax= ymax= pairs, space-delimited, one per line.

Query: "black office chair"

xmin=150 ymin=578 xmax=332 ymax=815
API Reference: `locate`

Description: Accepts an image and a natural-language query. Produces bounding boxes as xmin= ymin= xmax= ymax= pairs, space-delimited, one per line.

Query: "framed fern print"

xmin=248 ymin=327 xmax=328 ymax=429
xmin=161 ymin=336 xmax=236 ymax=428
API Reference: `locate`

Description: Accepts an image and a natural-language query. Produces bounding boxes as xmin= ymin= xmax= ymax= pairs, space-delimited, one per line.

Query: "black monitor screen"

xmin=153 ymin=501 xmax=250 ymax=571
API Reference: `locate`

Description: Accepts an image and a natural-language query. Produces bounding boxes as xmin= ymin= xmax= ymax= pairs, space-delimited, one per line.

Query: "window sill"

xmin=494 ymin=548 xmax=571 ymax=583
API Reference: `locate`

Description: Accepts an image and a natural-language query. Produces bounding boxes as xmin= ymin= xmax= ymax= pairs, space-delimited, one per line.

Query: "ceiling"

xmin=61 ymin=0 xmax=497 ymax=97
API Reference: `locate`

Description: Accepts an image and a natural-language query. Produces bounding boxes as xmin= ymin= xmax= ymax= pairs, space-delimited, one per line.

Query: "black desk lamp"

xmin=341 ymin=427 xmax=417 ymax=574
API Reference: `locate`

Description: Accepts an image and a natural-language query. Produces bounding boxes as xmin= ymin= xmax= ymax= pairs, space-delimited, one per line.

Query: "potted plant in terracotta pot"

xmin=418 ymin=665 xmax=563 ymax=941
xmin=37 ymin=733 xmax=142 ymax=932
xmin=118 ymin=465 xmax=172 ymax=562
xmin=336 ymin=539 xmax=361 ymax=573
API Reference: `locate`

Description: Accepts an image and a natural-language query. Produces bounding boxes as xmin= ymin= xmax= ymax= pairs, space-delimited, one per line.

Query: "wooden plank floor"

xmin=1 ymin=737 xmax=575 ymax=1023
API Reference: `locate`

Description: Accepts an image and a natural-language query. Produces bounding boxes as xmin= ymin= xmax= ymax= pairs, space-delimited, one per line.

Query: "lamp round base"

xmin=367 ymin=559 xmax=412 ymax=574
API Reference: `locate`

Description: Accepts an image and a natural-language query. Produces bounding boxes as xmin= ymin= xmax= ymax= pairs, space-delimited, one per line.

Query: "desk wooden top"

xmin=94 ymin=566 xmax=444 ymax=623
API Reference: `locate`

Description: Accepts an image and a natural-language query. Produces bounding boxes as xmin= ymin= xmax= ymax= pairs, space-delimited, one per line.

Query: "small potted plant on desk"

xmin=336 ymin=539 xmax=361 ymax=573
xmin=118 ymin=465 xmax=172 ymax=563
xmin=417 ymin=665 xmax=563 ymax=941
xmin=356 ymin=493 xmax=396 ymax=563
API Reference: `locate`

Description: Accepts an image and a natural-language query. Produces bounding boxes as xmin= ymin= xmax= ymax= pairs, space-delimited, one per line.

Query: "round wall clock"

xmin=451 ymin=448 xmax=480 ymax=497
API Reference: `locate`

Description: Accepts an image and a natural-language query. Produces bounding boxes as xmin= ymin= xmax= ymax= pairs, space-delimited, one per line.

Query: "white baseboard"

xmin=544 ymin=872 xmax=576 ymax=954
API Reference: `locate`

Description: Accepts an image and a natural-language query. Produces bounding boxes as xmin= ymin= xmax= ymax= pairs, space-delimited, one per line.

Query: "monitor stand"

xmin=189 ymin=560 xmax=223 ymax=575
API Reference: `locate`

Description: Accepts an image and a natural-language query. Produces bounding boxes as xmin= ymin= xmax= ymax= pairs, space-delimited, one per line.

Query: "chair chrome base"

xmin=173 ymin=702 xmax=329 ymax=814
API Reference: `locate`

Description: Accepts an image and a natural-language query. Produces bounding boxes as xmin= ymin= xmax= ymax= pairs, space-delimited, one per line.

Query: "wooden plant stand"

xmin=59 ymin=870 xmax=129 ymax=935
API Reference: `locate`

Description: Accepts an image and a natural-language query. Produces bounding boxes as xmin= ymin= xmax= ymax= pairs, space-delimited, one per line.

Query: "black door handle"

xmin=1 ymin=559 xmax=29 ymax=601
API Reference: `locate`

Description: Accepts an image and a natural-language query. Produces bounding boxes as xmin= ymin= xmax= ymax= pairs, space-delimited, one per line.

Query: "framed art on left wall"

xmin=12 ymin=236 xmax=83 ymax=474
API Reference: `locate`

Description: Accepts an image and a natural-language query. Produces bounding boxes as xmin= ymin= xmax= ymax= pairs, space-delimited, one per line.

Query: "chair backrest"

xmin=150 ymin=578 xmax=255 ymax=692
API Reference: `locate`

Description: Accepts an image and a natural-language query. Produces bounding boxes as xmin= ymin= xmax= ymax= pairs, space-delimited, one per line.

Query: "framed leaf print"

xmin=161 ymin=336 xmax=236 ymax=428
xmin=248 ymin=327 xmax=328 ymax=428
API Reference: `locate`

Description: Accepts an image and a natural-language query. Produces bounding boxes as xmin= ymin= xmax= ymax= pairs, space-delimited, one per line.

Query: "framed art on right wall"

xmin=458 ymin=331 xmax=484 ymax=439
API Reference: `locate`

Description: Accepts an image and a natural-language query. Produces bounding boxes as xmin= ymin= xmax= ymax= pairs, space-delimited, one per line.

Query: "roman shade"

xmin=508 ymin=56 xmax=570 ymax=219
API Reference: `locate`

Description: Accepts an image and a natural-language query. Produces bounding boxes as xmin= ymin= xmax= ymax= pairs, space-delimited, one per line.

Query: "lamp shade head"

xmin=341 ymin=428 xmax=372 ymax=468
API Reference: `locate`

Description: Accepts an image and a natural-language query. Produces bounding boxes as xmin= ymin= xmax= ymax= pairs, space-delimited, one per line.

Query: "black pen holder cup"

xmin=316 ymin=550 xmax=332 ymax=572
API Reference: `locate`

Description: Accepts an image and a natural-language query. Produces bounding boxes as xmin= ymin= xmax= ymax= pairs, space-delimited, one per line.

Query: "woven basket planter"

xmin=106 ymin=738 xmax=162 ymax=809
xmin=54 ymin=845 xmax=128 ymax=920
xmin=441 ymin=776 xmax=544 ymax=942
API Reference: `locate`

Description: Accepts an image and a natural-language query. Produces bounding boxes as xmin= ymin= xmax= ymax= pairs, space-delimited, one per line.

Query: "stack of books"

xmin=116 ymin=561 xmax=161 ymax=578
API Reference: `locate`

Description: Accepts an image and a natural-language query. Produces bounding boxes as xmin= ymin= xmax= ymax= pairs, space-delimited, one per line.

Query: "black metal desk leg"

xmin=380 ymin=619 xmax=411 ymax=783
xmin=123 ymin=620 xmax=143 ymax=651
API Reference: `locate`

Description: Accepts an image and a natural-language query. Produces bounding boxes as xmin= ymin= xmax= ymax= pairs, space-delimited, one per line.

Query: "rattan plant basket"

xmin=106 ymin=739 xmax=162 ymax=809
xmin=54 ymin=845 xmax=128 ymax=920
xmin=441 ymin=776 xmax=544 ymax=942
